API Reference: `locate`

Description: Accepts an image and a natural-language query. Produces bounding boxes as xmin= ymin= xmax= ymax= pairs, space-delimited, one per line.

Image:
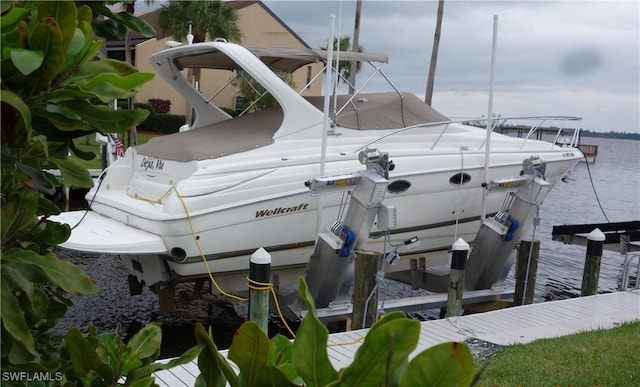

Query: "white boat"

xmin=54 ymin=40 xmax=584 ymax=300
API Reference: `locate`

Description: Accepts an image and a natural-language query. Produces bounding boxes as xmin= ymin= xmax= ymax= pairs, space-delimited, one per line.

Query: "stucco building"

xmin=107 ymin=1 xmax=323 ymax=116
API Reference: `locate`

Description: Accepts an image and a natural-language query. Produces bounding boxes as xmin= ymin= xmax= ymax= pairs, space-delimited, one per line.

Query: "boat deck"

xmin=153 ymin=290 xmax=639 ymax=386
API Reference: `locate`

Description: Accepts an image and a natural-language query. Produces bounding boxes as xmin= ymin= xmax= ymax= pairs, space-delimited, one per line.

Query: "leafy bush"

xmin=148 ymin=98 xmax=171 ymax=114
xmin=133 ymin=102 xmax=152 ymax=111
xmin=62 ymin=323 xmax=198 ymax=386
xmin=191 ymin=277 xmax=475 ymax=387
xmin=138 ymin=112 xmax=185 ymax=134
xmin=0 ymin=0 xmax=158 ymax=381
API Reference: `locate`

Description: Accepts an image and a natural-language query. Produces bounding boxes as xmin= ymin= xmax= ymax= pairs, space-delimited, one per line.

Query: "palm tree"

xmin=121 ymin=0 xmax=156 ymax=146
xmin=158 ymin=0 xmax=241 ymax=44
xmin=158 ymin=0 xmax=242 ymax=123
xmin=348 ymin=0 xmax=363 ymax=94
xmin=322 ymin=35 xmax=363 ymax=88
xmin=425 ymin=0 xmax=445 ymax=105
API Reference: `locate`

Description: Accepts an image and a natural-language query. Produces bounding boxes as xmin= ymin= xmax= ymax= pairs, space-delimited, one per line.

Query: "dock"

xmin=577 ymin=143 xmax=598 ymax=162
xmin=152 ymin=289 xmax=639 ymax=386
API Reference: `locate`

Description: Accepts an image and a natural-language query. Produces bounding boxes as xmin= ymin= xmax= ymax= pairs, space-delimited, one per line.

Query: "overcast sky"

xmin=262 ymin=0 xmax=639 ymax=133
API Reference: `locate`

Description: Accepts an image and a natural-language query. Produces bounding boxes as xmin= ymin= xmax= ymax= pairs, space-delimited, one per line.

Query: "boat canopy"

xmin=173 ymin=47 xmax=389 ymax=73
xmin=306 ymin=93 xmax=449 ymax=130
xmin=135 ymin=106 xmax=280 ymax=162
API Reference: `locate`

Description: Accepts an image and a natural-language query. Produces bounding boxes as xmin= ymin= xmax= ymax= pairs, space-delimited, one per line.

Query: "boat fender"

xmin=340 ymin=227 xmax=356 ymax=257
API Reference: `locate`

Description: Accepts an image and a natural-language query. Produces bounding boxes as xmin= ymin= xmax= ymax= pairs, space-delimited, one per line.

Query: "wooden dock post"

xmin=352 ymin=250 xmax=382 ymax=330
xmin=446 ymin=238 xmax=469 ymax=318
xmin=581 ymin=229 xmax=605 ymax=296
xmin=249 ymin=247 xmax=271 ymax=334
xmin=515 ymin=238 xmax=540 ymax=305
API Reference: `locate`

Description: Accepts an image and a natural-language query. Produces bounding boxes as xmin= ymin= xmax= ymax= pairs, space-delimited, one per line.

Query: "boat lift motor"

xmin=464 ymin=156 xmax=551 ymax=291
xmin=302 ymin=148 xmax=394 ymax=309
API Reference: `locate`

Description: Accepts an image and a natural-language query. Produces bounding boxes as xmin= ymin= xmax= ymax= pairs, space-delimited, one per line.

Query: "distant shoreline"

xmin=580 ymin=130 xmax=640 ymax=141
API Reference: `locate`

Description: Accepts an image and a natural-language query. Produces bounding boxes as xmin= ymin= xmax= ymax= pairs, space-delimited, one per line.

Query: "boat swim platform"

xmin=153 ymin=289 xmax=639 ymax=387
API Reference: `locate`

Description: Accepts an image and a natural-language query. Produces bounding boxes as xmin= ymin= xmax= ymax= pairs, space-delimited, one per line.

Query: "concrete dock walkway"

xmin=153 ymin=289 xmax=640 ymax=386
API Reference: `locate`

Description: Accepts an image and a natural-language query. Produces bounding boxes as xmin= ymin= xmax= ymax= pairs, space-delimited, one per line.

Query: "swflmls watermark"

xmin=1 ymin=371 xmax=63 ymax=382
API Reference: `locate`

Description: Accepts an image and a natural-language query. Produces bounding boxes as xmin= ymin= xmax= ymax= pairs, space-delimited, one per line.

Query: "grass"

xmin=69 ymin=131 xmax=160 ymax=170
xmin=474 ymin=320 xmax=640 ymax=387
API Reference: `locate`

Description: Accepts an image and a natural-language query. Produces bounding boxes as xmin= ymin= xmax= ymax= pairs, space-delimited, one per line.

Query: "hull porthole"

xmin=449 ymin=173 xmax=471 ymax=186
xmin=388 ymin=180 xmax=411 ymax=194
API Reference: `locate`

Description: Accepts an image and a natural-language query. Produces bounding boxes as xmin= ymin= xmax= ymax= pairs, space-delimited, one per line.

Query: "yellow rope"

xmin=126 ymin=185 xmax=174 ymax=204
xmin=247 ymin=276 xmax=297 ymax=339
xmin=328 ymin=334 xmax=365 ymax=347
xmin=172 ymin=185 xmax=248 ymax=302
xmin=127 ymin=184 xmax=364 ymax=346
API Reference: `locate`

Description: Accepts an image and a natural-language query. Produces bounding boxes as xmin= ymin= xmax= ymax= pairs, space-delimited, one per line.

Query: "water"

xmin=52 ymin=137 xmax=639 ymax=356
xmin=519 ymin=137 xmax=640 ymax=301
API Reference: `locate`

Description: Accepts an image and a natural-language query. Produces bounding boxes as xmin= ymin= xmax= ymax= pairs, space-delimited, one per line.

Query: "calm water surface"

xmin=518 ymin=137 xmax=640 ymax=300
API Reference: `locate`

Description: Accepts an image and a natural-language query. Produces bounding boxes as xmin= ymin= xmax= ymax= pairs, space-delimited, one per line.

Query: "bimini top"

xmin=173 ymin=46 xmax=389 ymax=73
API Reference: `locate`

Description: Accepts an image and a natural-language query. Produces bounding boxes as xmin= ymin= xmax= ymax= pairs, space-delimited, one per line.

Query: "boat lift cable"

xmin=582 ymin=153 xmax=610 ymax=223
xmin=523 ymin=204 xmax=540 ymax=305
xmin=361 ymin=229 xmax=418 ymax=329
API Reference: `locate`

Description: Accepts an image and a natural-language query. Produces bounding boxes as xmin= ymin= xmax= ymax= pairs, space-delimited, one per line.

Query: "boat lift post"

xmin=300 ymin=148 xmax=394 ymax=311
xmin=464 ymin=156 xmax=551 ymax=291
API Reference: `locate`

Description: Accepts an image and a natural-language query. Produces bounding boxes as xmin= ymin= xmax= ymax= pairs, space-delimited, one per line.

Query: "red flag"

xmin=110 ymin=134 xmax=125 ymax=157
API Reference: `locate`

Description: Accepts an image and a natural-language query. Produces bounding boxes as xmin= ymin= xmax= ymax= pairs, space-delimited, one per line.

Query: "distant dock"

xmin=152 ymin=290 xmax=639 ymax=387
xmin=495 ymin=126 xmax=598 ymax=162
xmin=577 ymin=143 xmax=598 ymax=162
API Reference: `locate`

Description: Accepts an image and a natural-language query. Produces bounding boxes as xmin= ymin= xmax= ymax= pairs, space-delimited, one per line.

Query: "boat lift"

xmin=302 ymin=148 xmax=394 ymax=309
xmin=393 ymin=156 xmax=552 ymax=294
xmin=296 ymin=154 xmax=553 ymax=319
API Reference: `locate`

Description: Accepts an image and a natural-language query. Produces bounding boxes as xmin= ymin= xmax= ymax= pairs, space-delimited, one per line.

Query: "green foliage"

xmin=321 ymin=35 xmax=363 ymax=84
xmin=195 ymin=277 xmax=475 ymax=387
xmin=233 ymin=72 xmax=295 ymax=112
xmin=137 ymin=112 xmax=185 ymax=134
xmin=476 ymin=320 xmax=640 ymax=386
xmin=580 ymin=129 xmax=640 ymax=140
xmin=62 ymin=323 xmax=200 ymax=386
xmin=400 ymin=342 xmax=473 ymax=386
xmin=79 ymin=0 xmax=155 ymax=41
xmin=147 ymin=98 xmax=171 ymax=114
xmin=157 ymin=0 xmax=241 ymax=44
xmin=0 ymin=0 xmax=155 ymax=381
